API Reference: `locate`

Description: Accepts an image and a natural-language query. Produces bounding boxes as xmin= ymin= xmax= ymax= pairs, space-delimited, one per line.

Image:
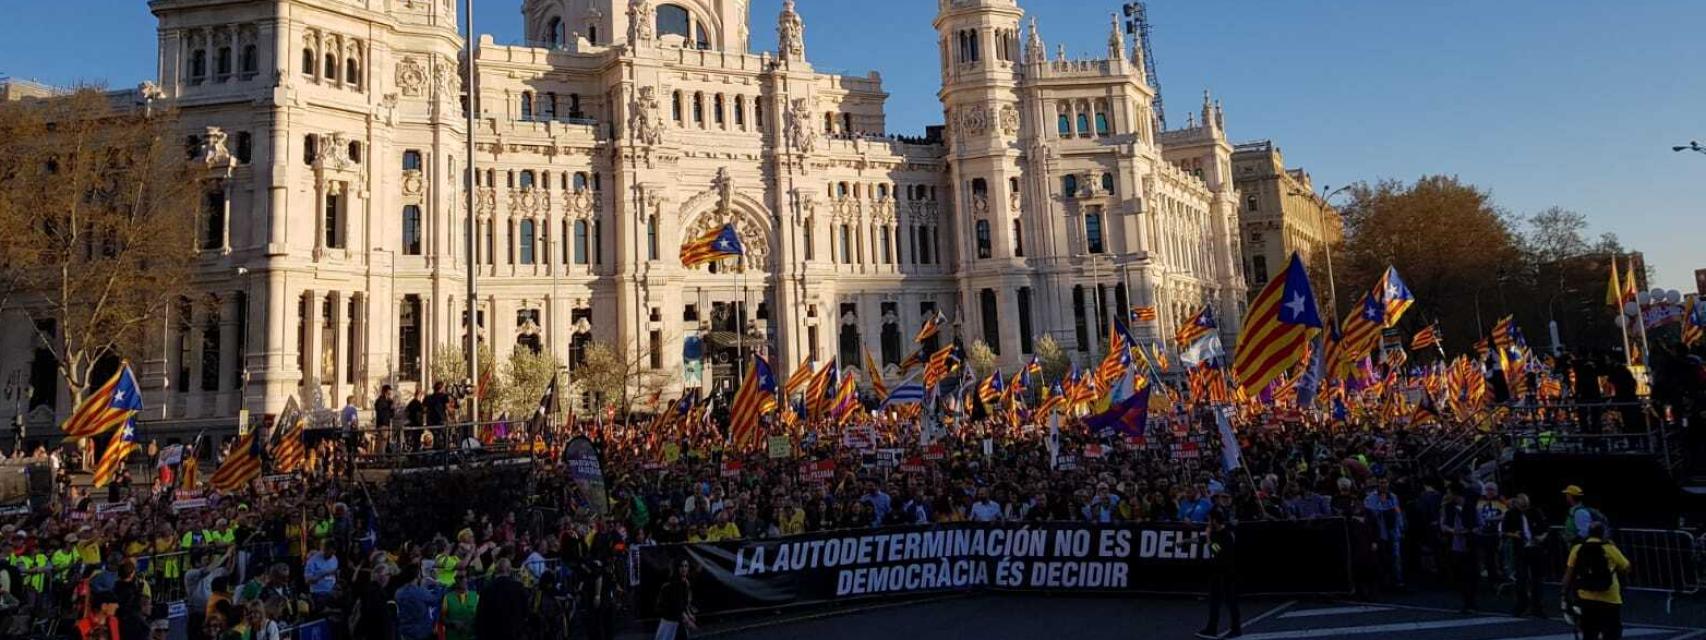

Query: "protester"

xmin=1502 ymin=494 xmax=1548 ymax=617
xmin=654 ymin=559 xmax=695 ymax=640
xmin=1197 ymin=488 xmax=1240 ymax=640
xmin=1563 ymin=522 xmax=1631 ymax=640
xmin=1438 ymin=485 xmax=1479 ymax=613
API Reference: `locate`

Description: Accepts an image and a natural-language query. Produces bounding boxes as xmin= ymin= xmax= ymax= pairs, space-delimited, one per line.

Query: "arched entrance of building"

xmin=677 ymin=173 xmax=777 ymax=397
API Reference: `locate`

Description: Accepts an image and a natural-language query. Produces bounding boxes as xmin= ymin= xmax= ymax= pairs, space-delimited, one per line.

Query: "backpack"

xmin=1575 ymin=542 xmax=1613 ymax=591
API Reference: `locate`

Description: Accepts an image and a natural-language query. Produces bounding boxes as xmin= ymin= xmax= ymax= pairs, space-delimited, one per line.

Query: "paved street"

xmin=679 ymin=594 xmax=1704 ymax=640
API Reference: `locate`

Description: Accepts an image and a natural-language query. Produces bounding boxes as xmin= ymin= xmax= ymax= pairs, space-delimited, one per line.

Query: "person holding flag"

xmin=92 ymin=417 xmax=139 ymax=489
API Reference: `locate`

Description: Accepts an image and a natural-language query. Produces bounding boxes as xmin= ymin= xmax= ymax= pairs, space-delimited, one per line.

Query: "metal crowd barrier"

xmin=1543 ymin=526 xmax=1701 ymax=609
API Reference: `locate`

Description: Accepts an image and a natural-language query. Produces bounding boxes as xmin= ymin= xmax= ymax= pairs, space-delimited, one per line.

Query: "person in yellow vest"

xmin=438 ymin=570 xmax=479 ymax=640
xmin=432 ymin=542 xmax=460 ymax=588
xmin=49 ymin=535 xmax=79 ymax=585
xmin=151 ymin=527 xmax=179 ymax=585
xmin=8 ymin=534 xmax=47 ymax=599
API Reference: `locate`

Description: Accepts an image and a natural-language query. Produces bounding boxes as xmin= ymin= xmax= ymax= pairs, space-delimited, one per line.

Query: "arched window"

xmin=572 ymin=172 xmax=589 ymax=192
xmin=671 ymin=91 xmax=683 ymax=122
xmin=733 ymin=96 xmax=746 ymax=127
xmin=303 ymin=134 xmax=317 ymax=166
xmin=1076 ymin=113 xmax=1090 ymax=137
xmin=546 ymin=17 xmax=565 ymax=47
xmin=346 ymin=57 xmax=361 ymax=89
xmin=519 ymin=170 xmax=535 ymax=190
xmin=842 ymin=112 xmax=853 ymax=134
xmin=692 ymin=92 xmax=704 ymax=125
xmin=324 ymin=53 xmax=338 ymax=81
xmin=573 ymin=220 xmax=590 ymax=265
xmin=975 ymin=220 xmax=991 ymax=259
xmin=190 ymin=50 xmax=207 ymax=80
xmin=519 ymin=220 xmax=536 ymax=264
xmin=1101 ymin=172 xmax=1115 ymax=193
xmin=402 ymin=205 xmax=422 ymax=255
xmin=713 ymin=94 xmax=725 ymax=125
xmin=215 ymin=47 xmax=232 ymax=77
xmin=657 ymin=4 xmax=692 ymax=40
xmin=1061 ymin=175 xmax=1078 ymax=196
xmin=971 ymin=178 xmax=988 ymax=195
xmin=588 ymin=25 xmax=599 ymax=45
xmin=240 ymin=45 xmax=258 ymax=76
xmin=543 ymin=92 xmax=557 ymax=120
xmin=520 ymin=91 xmax=534 ymax=120
xmin=301 ymin=48 xmax=314 ymax=77
xmin=1095 ymin=112 xmax=1111 ymax=136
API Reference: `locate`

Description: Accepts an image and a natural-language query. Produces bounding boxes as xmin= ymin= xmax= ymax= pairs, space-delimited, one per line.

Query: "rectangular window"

xmin=324 ymin=192 xmax=343 ymax=249
xmin=1017 ymin=287 xmax=1034 ymax=354
xmin=979 ymin=289 xmax=1000 ymax=355
xmin=803 ymin=224 xmax=814 ymax=261
xmin=1013 ymin=220 xmax=1024 ymax=257
xmin=235 ymin=132 xmax=252 ymax=164
xmin=880 ymin=302 xmax=901 ymax=365
xmin=916 ymin=226 xmax=931 ymax=264
xmin=1085 ymin=211 xmax=1105 ymax=254
xmin=176 ymin=302 xmax=192 ymax=393
xmin=646 ymin=216 xmax=659 ymax=261
xmin=807 ymin=325 xmax=820 ymax=362
xmin=399 ymin=295 xmax=421 ymax=381
xmin=975 ymin=220 xmax=991 ymax=259
xmin=880 ymin=227 xmax=893 ymax=264
xmin=839 ymin=225 xmax=851 ymax=264
xmin=573 ymin=221 xmax=590 ymax=265
xmin=649 ymin=330 xmax=663 ymax=370
xmin=519 ymin=221 xmax=536 ymax=264
xmin=402 ymin=205 xmax=422 ymax=255
xmin=346 ymin=298 xmax=359 ymax=385
xmin=1072 ymin=286 xmax=1089 ymax=352
xmin=202 ymin=190 xmax=226 ymax=250
xmin=200 ymin=314 xmax=221 ymax=392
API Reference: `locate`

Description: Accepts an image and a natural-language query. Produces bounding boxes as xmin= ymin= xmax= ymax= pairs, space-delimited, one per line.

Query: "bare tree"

xmin=573 ymin=334 xmax=673 ymax=415
xmin=0 ymin=88 xmax=200 ymax=404
xmin=1032 ymin=334 xmax=1071 ymax=384
xmin=966 ymin=339 xmax=996 ymax=380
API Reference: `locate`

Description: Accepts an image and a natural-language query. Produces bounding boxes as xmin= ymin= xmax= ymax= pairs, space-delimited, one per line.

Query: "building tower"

xmin=934 ymin=0 xmax=1028 ymax=363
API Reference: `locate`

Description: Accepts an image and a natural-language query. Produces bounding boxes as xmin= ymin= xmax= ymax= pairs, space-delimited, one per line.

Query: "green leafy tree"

xmin=429 ymin=343 xmax=501 ymax=417
xmin=966 ymin=339 xmax=996 ymax=380
xmin=1033 ymin=334 xmax=1071 ymax=384
xmin=496 ymin=347 xmax=562 ymax=420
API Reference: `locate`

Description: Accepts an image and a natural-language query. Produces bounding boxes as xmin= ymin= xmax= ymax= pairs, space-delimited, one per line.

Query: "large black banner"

xmin=637 ymin=519 xmax=1350 ymax=616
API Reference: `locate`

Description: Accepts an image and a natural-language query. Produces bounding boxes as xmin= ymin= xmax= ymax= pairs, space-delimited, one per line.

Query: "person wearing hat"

xmin=1563 ymin=521 xmax=1630 ymax=640
xmin=1561 ymin=485 xmax=1607 ymax=545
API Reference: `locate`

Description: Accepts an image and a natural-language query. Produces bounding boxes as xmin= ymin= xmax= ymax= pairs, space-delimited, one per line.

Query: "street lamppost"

xmin=4 ymin=374 xmax=31 ymax=454
xmin=1672 ymin=141 xmax=1705 ymax=155
xmin=1287 ymin=184 xmax=1351 ymax=318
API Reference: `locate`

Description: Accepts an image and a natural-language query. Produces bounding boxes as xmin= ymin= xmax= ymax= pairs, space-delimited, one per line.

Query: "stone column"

xmin=218 ymin=295 xmax=240 ymax=413
xmin=303 ymin=289 xmax=323 ymax=392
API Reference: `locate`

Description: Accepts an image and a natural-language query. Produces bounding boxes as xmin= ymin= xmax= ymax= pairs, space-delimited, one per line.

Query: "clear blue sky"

xmin=4 ymin=1 xmax=1701 ymax=290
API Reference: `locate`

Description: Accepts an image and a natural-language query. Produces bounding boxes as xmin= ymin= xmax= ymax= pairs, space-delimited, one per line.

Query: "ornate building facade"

xmin=1230 ymin=140 xmax=1342 ymax=291
xmin=3 ymin=0 xmax=1248 ymax=423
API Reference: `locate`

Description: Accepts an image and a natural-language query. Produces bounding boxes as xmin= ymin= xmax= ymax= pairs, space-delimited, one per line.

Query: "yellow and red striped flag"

xmin=91 ymin=418 xmax=138 ymax=488
xmin=209 ymin=432 xmax=263 ymax=493
xmin=728 ymin=355 xmax=777 ymax=449
xmin=1132 ymin=306 xmax=1158 ymax=322
xmin=862 ymin=345 xmax=889 ymax=401
xmin=1232 ymin=253 xmax=1323 ymax=394
xmin=806 ymin=359 xmax=838 ymax=419
xmin=679 ymin=223 xmax=745 ymax=269
xmin=1410 ymin=324 xmax=1441 ymax=351
xmin=62 ymin=363 xmax=144 ymax=439
xmin=782 ymin=357 xmax=815 ymax=399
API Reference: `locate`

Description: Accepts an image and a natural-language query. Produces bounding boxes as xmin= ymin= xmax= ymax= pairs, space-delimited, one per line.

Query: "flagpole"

xmin=463 ymin=0 xmax=481 ymax=424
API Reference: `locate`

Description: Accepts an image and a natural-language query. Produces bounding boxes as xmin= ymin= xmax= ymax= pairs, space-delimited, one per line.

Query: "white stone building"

xmin=1 ymin=0 xmax=1247 ymax=424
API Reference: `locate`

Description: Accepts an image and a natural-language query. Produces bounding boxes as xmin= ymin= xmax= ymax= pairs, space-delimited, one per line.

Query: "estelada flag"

xmin=209 ymin=431 xmax=263 ymax=493
xmin=62 ymin=362 xmax=144 ymax=439
xmin=1232 ymin=253 xmax=1322 ymax=394
xmin=92 ymin=418 xmax=138 ymax=488
xmin=728 ymin=355 xmax=777 ymax=449
xmin=679 ymin=223 xmax=744 ymax=268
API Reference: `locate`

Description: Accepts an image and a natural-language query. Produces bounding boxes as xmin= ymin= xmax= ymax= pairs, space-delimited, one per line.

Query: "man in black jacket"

xmin=1438 ymin=486 xmax=1481 ymax=613
xmin=1503 ymin=494 xmax=1550 ymax=616
xmin=475 ymin=559 xmax=529 ymax=639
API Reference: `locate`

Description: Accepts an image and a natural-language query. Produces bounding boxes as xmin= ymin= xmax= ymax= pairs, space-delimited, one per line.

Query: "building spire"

xmin=777 ymin=0 xmax=806 ymax=63
xmin=1107 ymin=12 xmax=1124 ymax=60
xmin=1026 ymin=16 xmax=1045 ymax=63
xmin=1201 ymin=89 xmax=1214 ymax=130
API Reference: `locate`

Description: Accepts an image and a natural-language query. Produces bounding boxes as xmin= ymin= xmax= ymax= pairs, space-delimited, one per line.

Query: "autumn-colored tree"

xmin=1032 ymin=334 xmax=1071 ymax=384
xmin=0 ymin=88 xmax=200 ymax=404
xmin=966 ymin=340 xmax=997 ymax=380
xmin=1332 ymin=176 xmax=1525 ymax=353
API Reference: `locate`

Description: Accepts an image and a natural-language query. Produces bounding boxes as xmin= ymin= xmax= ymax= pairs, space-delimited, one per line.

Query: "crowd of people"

xmin=0 ymin=352 xmax=1691 ymax=640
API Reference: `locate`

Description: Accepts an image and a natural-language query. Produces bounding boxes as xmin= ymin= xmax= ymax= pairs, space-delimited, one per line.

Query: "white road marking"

xmin=1243 ymin=600 xmax=1297 ymax=627
xmin=1277 ymin=605 xmax=1392 ymax=618
xmin=1235 ymin=616 xmax=1524 ymax=640
xmin=1479 ymin=629 xmax=1672 ymax=640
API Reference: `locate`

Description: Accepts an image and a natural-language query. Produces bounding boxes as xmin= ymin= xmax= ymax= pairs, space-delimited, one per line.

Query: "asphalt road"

xmin=658 ymin=593 xmax=1705 ymax=640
